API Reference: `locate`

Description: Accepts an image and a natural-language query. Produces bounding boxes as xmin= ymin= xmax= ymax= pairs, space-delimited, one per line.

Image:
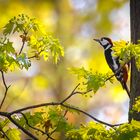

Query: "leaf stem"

xmin=18 ymin=31 xmax=28 ymax=55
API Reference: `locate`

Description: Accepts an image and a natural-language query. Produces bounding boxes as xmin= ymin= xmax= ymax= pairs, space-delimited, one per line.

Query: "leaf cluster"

xmin=2 ymin=14 xmax=140 ymax=140
xmin=113 ymin=40 xmax=140 ymax=70
xmin=3 ymin=14 xmax=40 ymax=35
xmin=29 ymin=35 xmax=64 ymax=63
xmin=66 ymin=120 xmax=140 ymax=140
xmin=70 ymin=67 xmax=113 ymax=93
xmin=0 ymin=118 xmax=21 ymax=140
xmin=0 ymin=14 xmax=64 ymax=72
xmin=66 ymin=122 xmax=110 ymax=140
xmin=132 ymin=97 xmax=140 ymax=113
xmin=15 ymin=112 xmax=43 ymax=130
xmin=47 ymin=107 xmax=73 ymax=133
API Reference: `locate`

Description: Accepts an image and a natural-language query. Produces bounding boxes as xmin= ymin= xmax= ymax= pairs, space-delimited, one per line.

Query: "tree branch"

xmin=0 ymin=83 xmax=126 ymax=139
xmin=9 ymin=103 xmax=123 ymax=128
xmin=20 ymin=112 xmax=54 ymax=140
xmin=61 ymin=103 xmax=123 ymax=128
xmin=28 ymin=49 xmax=44 ymax=59
xmin=61 ymin=83 xmax=80 ymax=103
xmin=0 ymin=100 xmax=123 ymax=132
xmin=7 ymin=83 xmax=124 ymax=128
xmin=0 ymin=70 xmax=11 ymax=109
xmin=8 ymin=115 xmax=38 ymax=140
xmin=19 ymin=31 xmax=28 ymax=55
xmin=10 ymin=102 xmax=60 ymax=115
xmin=0 ymin=112 xmax=38 ymax=139
xmin=19 ymin=39 xmax=26 ymax=55
xmin=0 ymin=128 xmax=10 ymax=140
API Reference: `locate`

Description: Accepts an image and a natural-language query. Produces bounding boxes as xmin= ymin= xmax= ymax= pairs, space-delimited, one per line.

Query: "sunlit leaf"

xmin=16 ymin=53 xmax=31 ymax=70
xmin=6 ymin=128 xmax=21 ymax=140
xmin=29 ymin=35 xmax=64 ymax=63
xmin=3 ymin=20 xmax=15 ymax=35
xmin=70 ymin=67 xmax=112 ymax=93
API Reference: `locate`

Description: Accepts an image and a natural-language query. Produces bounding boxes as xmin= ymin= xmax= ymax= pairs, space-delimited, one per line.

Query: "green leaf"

xmin=40 ymin=50 xmax=49 ymax=61
xmin=6 ymin=128 xmax=21 ymax=140
xmin=69 ymin=67 xmax=89 ymax=79
xmin=0 ymin=118 xmax=10 ymax=129
xmin=27 ymin=112 xmax=43 ymax=126
xmin=3 ymin=40 xmax=15 ymax=54
xmin=0 ymin=38 xmax=15 ymax=53
xmin=17 ymin=53 xmax=31 ymax=70
xmin=29 ymin=35 xmax=64 ymax=63
xmin=3 ymin=14 xmax=42 ymax=35
xmin=49 ymin=37 xmax=64 ymax=63
xmin=3 ymin=20 xmax=15 ymax=35
xmin=132 ymin=97 xmax=140 ymax=112
xmin=48 ymin=107 xmax=72 ymax=132
xmin=66 ymin=122 xmax=110 ymax=140
xmin=70 ymin=67 xmax=112 ymax=93
xmin=14 ymin=112 xmax=44 ymax=130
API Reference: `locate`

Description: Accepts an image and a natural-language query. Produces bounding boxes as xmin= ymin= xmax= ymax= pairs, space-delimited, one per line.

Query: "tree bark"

xmin=129 ymin=0 xmax=140 ymax=122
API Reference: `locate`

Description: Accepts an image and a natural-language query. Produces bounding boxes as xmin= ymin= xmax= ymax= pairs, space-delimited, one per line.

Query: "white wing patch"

xmin=104 ymin=44 xmax=112 ymax=50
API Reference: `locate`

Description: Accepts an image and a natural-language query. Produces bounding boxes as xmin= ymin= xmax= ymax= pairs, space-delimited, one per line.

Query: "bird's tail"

xmin=121 ymin=82 xmax=130 ymax=98
xmin=121 ymin=66 xmax=130 ymax=98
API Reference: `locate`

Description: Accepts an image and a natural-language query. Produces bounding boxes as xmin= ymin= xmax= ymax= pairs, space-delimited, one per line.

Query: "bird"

xmin=94 ymin=37 xmax=130 ymax=98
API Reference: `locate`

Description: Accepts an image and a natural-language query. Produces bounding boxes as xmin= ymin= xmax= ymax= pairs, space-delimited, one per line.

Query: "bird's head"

xmin=93 ymin=37 xmax=113 ymax=50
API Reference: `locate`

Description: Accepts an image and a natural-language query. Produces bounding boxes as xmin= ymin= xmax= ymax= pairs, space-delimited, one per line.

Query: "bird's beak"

xmin=93 ymin=38 xmax=100 ymax=43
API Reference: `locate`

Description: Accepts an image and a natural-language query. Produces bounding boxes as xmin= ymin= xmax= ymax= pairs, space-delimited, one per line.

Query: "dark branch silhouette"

xmin=20 ymin=112 xmax=54 ymax=140
xmin=0 ymin=83 xmax=126 ymax=139
xmin=0 ymin=128 xmax=10 ymax=140
xmin=0 ymin=70 xmax=11 ymax=109
xmin=8 ymin=115 xmax=38 ymax=140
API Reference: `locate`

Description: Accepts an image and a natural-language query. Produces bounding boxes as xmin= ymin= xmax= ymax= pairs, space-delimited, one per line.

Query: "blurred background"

xmin=0 ymin=0 xmax=130 ymax=138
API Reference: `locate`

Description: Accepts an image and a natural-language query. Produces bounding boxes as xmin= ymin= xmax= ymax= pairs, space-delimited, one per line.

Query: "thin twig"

xmin=0 ymin=112 xmax=38 ymax=139
xmin=0 ymin=70 xmax=11 ymax=109
xmin=61 ymin=103 xmax=123 ymax=128
xmin=19 ymin=39 xmax=26 ymax=55
xmin=19 ymin=32 xmax=27 ymax=55
xmin=10 ymin=102 xmax=60 ymax=115
xmin=28 ymin=50 xmax=44 ymax=59
xmin=74 ymin=89 xmax=92 ymax=95
xmin=8 ymin=115 xmax=38 ymax=140
xmin=61 ymin=83 xmax=80 ymax=104
xmin=20 ymin=112 xmax=54 ymax=140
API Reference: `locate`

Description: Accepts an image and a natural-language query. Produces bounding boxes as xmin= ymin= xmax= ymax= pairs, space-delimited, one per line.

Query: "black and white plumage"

xmin=94 ymin=37 xmax=130 ymax=97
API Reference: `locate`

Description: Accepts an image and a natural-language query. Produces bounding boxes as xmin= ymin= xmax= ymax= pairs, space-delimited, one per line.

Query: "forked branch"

xmin=0 ymin=70 xmax=11 ymax=109
xmin=0 ymin=83 xmax=125 ymax=139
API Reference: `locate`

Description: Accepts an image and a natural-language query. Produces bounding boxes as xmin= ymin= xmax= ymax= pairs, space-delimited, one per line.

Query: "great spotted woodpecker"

xmin=94 ymin=37 xmax=130 ymax=98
